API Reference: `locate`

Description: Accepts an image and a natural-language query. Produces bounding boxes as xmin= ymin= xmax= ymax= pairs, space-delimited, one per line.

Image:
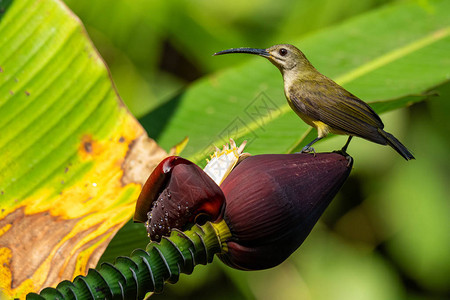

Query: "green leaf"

xmin=0 ymin=0 xmax=167 ymax=297
xmin=63 ymin=0 xmax=184 ymax=118
xmin=142 ymin=0 xmax=450 ymax=165
xmin=278 ymin=0 xmax=394 ymax=41
xmin=160 ymin=0 xmax=394 ymax=72
xmin=0 ymin=0 xmax=13 ymax=21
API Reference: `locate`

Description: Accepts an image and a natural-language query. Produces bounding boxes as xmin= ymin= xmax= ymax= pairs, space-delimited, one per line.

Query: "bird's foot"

xmin=301 ymin=146 xmax=316 ymax=156
xmin=333 ymin=148 xmax=353 ymax=167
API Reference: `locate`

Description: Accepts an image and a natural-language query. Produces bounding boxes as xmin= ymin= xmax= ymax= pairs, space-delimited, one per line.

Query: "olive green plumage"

xmin=215 ymin=44 xmax=414 ymax=160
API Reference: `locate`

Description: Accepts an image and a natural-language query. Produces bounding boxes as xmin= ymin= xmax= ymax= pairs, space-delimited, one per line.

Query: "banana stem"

xmin=27 ymin=220 xmax=231 ymax=300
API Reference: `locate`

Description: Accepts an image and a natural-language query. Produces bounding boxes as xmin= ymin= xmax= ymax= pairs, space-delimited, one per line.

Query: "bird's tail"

xmin=378 ymin=129 xmax=415 ymax=160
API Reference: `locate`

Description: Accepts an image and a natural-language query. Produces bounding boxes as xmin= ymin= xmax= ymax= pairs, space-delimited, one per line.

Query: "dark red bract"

xmin=218 ymin=152 xmax=352 ymax=270
xmin=134 ymin=156 xmax=226 ymax=241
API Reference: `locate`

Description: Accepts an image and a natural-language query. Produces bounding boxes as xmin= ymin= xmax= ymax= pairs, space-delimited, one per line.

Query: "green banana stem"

xmin=27 ymin=220 xmax=231 ymax=300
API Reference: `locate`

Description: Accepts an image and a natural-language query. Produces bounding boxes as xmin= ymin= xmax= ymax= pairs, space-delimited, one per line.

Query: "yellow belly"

xmin=311 ymin=120 xmax=331 ymax=138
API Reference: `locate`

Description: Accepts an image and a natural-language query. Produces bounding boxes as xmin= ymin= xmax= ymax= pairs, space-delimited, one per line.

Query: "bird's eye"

xmin=279 ymin=48 xmax=287 ymax=56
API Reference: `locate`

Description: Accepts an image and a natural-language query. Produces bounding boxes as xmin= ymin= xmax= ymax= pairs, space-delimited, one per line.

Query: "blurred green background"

xmin=63 ymin=0 xmax=449 ymax=299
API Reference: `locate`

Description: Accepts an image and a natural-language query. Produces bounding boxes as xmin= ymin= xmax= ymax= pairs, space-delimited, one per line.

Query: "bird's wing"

xmin=289 ymin=78 xmax=385 ymax=143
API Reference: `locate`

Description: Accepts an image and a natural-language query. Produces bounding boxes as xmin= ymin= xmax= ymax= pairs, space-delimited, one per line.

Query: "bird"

xmin=214 ymin=44 xmax=414 ymax=160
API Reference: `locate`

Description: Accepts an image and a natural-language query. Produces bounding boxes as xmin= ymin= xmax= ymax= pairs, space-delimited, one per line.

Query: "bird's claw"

xmin=301 ymin=146 xmax=316 ymax=156
xmin=345 ymin=155 xmax=353 ymax=167
xmin=332 ymin=149 xmax=353 ymax=167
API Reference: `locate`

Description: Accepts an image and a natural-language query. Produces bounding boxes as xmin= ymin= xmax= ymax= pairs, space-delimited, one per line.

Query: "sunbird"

xmin=214 ymin=44 xmax=415 ymax=160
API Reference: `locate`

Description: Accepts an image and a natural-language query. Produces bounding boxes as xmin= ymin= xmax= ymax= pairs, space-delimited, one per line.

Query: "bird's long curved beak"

xmin=214 ymin=47 xmax=270 ymax=57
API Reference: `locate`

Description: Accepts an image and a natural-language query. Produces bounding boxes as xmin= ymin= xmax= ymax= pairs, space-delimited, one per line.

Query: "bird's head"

xmin=214 ymin=44 xmax=312 ymax=74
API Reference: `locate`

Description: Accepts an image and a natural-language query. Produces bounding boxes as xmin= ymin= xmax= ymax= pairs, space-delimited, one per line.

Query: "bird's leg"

xmin=341 ymin=136 xmax=353 ymax=153
xmin=333 ymin=136 xmax=353 ymax=167
xmin=301 ymin=137 xmax=322 ymax=154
